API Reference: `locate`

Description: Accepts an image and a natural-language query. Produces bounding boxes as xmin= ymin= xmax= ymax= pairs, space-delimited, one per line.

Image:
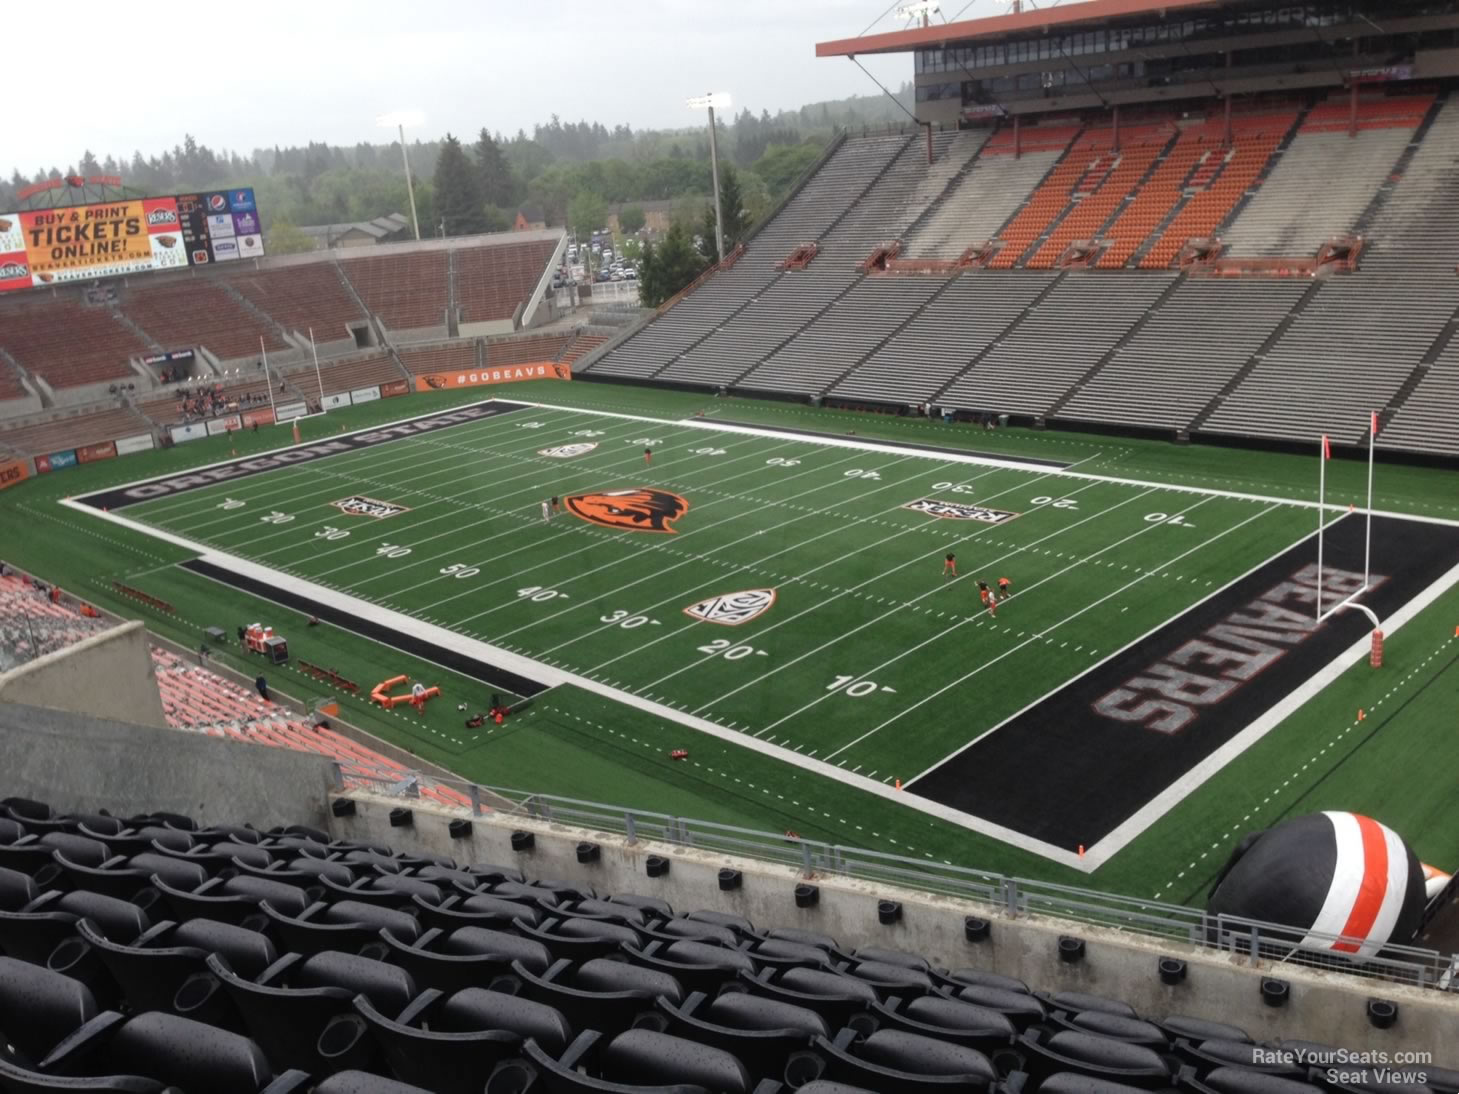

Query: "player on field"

xmin=550 ymin=496 xmax=560 ymax=514
xmin=943 ymin=553 xmax=957 ymax=577
xmin=978 ymin=580 xmax=997 ymax=618
xmin=541 ymin=500 xmax=551 ymax=522
xmin=644 ymin=447 xmax=653 ymax=466
xmin=998 ymin=576 xmax=1012 ymax=599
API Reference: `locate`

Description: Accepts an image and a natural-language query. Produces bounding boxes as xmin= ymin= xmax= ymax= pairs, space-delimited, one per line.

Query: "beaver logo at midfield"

xmin=565 ymin=489 xmax=689 ymax=533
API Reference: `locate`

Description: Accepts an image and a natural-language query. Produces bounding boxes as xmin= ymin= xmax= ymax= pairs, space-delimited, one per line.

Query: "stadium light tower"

xmin=376 ymin=110 xmax=424 ymax=241
xmin=687 ymin=93 xmax=732 ymax=264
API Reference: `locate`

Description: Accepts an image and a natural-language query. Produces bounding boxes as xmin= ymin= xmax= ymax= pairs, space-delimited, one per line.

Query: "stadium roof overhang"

xmin=816 ymin=0 xmax=1235 ymax=57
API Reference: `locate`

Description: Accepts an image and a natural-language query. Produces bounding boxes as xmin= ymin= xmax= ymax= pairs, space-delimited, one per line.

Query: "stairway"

xmin=1048 ymin=274 xmax=1184 ymax=416
xmin=1187 ymin=278 xmax=1323 ymax=431
xmin=218 ymin=280 xmax=290 ymax=344
xmin=1372 ymin=297 xmax=1459 ymax=437
xmin=111 ymin=307 xmax=164 ymax=354
xmin=928 ymin=273 xmax=1067 ymax=404
xmin=646 ymin=133 xmax=919 ymax=380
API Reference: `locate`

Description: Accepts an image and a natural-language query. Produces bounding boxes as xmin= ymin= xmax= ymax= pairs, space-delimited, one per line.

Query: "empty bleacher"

xmin=398 ymin=342 xmax=477 ymax=376
xmin=907 ymin=129 xmax=1072 ymax=261
xmin=0 ymin=406 xmax=151 ymax=458
xmin=455 ymin=239 xmax=559 ymax=323
xmin=484 ymin=333 xmax=573 ymax=366
xmin=1220 ymin=95 xmax=1431 ymax=257
xmin=941 ymin=274 xmax=1175 ymax=416
xmin=1208 ymin=97 xmax=1459 ymax=444
xmin=558 ymin=327 xmax=612 ymax=366
xmin=1139 ymin=109 xmax=1298 ymax=269
xmin=338 ymin=251 xmax=448 ymax=331
xmin=737 ymin=277 xmax=945 ymax=395
xmin=0 ymin=295 xmax=150 ymax=389
xmin=307 ymin=352 xmax=405 ymax=396
xmin=121 ymin=278 xmax=288 ymax=362
xmin=1056 ymin=280 xmax=1310 ymax=430
xmin=0 ymin=358 xmax=27 ymax=402
xmin=228 ymin=262 xmax=366 ymax=341
xmin=1380 ymin=341 xmax=1459 ymax=456
xmin=0 ymin=576 xmax=109 ymax=670
xmin=832 ymin=274 xmax=1055 ymax=405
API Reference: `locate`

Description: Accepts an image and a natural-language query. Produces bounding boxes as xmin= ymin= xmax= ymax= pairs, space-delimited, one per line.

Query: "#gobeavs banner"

xmin=0 ymin=198 xmax=188 ymax=290
xmin=414 ymin=362 xmax=571 ymax=392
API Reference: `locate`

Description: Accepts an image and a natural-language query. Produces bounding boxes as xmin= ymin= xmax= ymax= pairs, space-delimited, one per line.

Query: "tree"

xmin=753 ymin=141 xmax=824 ymax=199
xmin=474 ymin=128 xmax=516 ymax=207
xmin=639 ymin=222 xmax=706 ymax=308
xmin=699 ymin=164 xmax=750 ymax=261
xmin=432 ymin=133 xmax=486 ymax=236
xmin=265 ymin=218 xmax=316 ymax=255
xmin=618 ymin=205 xmax=646 ymax=234
xmin=567 ymin=191 xmax=608 ymax=239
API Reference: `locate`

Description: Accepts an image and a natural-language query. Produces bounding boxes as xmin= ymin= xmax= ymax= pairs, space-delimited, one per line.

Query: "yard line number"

xmin=377 ymin=543 xmax=411 ymax=559
xmin=440 ymin=563 xmax=480 ymax=579
xmin=697 ymin=638 xmax=767 ymax=661
xmin=314 ymin=526 xmax=349 ymax=541
xmin=600 ymin=608 xmax=659 ymax=628
xmin=826 ymin=675 xmax=896 ymax=698
xmin=518 ymin=586 xmax=569 ymax=602
xmin=766 ymin=457 xmax=801 ymax=467
xmin=259 ymin=511 xmax=294 ymax=524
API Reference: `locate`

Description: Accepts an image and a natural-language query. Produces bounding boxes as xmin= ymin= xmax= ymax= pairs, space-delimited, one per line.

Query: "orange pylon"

xmin=1358 ymin=709 xmax=1366 ymax=721
xmin=894 ymin=778 xmax=902 ymax=791
xmin=1078 ymin=844 xmax=1086 ymax=858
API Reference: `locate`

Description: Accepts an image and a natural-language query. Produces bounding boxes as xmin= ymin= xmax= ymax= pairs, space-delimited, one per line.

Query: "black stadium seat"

xmin=0 ymin=794 xmax=1451 ymax=1094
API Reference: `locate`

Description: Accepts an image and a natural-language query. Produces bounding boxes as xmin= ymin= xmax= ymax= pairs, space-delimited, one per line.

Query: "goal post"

xmin=1315 ymin=412 xmax=1382 ymax=663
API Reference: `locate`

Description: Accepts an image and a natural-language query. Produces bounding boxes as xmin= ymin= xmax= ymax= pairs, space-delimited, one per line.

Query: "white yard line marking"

xmin=835 ymin=498 xmax=1267 ymax=762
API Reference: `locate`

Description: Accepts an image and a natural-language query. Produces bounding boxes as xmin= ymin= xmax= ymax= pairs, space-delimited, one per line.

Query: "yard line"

xmin=639 ymin=475 xmax=1117 ymax=691
xmin=848 ymin=502 xmax=1278 ymax=764
xmin=423 ymin=443 xmax=876 ymax=622
xmin=577 ymin=461 xmax=1029 ymax=669
xmin=159 ymin=415 xmax=595 ymax=541
xmin=132 ymin=404 xmax=593 ymax=521
xmin=380 ymin=438 xmax=813 ymax=604
xmin=772 ymin=492 xmax=1218 ymax=751
xmin=301 ymin=423 xmax=717 ymax=577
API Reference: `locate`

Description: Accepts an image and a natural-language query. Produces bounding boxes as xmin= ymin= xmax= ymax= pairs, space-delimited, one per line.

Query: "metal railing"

xmin=337 ymin=769 xmax=1459 ymax=993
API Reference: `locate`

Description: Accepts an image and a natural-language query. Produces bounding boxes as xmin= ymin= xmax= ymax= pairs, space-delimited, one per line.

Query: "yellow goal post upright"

xmin=1315 ymin=411 xmax=1383 ymax=667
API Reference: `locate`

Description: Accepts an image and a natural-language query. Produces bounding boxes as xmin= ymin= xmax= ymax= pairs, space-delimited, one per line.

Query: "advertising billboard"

xmin=0 ymin=187 xmax=263 ymax=292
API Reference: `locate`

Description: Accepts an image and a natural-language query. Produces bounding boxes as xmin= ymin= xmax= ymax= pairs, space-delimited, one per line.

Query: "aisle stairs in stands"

xmin=1187 ymin=278 xmax=1324 ymax=431
xmin=1372 ymin=298 xmax=1459 ymax=438
xmin=645 ymin=133 xmax=917 ymax=380
xmin=218 ymin=280 xmax=292 ymax=347
xmin=927 ymin=273 xmax=1067 ymax=404
xmin=1047 ymin=274 xmax=1186 ymax=416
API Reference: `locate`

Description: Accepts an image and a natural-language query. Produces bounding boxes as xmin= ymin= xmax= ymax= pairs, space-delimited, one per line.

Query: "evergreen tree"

xmin=432 ymin=133 xmax=486 ymax=236
xmin=474 ymin=128 xmax=516 ymax=207
xmin=698 ymin=164 xmax=750 ymax=261
xmin=640 ymin=221 xmax=706 ymax=308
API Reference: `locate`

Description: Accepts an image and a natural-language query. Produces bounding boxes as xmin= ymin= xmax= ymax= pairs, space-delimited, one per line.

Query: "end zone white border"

xmin=59 ymin=396 xmax=1459 ymax=872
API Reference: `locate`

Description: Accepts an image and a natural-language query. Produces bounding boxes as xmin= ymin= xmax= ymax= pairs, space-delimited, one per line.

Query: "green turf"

xmin=2 ymin=379 xmax=1456 ymax=899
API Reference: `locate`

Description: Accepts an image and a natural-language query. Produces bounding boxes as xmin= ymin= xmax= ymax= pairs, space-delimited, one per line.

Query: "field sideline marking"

xmin=516 ymin=400 xmax=1459 ymax=527
xmin=62 ymin=398 xmax=1459 ymax=871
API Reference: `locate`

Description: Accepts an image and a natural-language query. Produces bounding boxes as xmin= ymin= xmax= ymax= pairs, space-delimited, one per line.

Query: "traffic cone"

xmin=1348 ymin=503 xmax=1356 ymax=513
xmin=1453 ymin=625 xmax=1458 ymax=637
xmin=1358 ymin=708 xmax=1366 ymax=721
xmin=1078 ymin=844 xmax=1085 ymax=858
xmin=292 ymin=422 xmax=302 ymax=445
xmin=894 ymin=778 xmax=902 ymax=791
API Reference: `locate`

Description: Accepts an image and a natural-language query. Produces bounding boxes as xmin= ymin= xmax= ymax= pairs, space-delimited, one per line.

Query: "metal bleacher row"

xmin=586 ymin=90 xmax=1459 ymax=454
xmin=2 ymin=791 xmax=1455 ymax=1093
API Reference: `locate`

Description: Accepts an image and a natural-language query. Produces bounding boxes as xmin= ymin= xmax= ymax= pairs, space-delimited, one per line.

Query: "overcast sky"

xmin=8 ymin=0 xmax=1009 ymax=176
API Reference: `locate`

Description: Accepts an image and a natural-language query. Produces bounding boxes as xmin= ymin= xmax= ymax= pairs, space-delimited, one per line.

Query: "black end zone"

xmin=182 ymin=558 xmax=549 ymax=699
xmin=910 ymin=514 xmax=1459 ymax=851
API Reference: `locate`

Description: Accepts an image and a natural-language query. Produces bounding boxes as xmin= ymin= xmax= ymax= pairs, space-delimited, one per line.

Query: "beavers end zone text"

xmin=74 ymin=398 xmax=1459 ymax=865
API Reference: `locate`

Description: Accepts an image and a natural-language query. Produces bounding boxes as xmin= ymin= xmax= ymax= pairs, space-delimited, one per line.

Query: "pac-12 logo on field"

xmin=538 ymin=442 xmax=597 ymax=459
xmin=684 ymin=588 xmax=776 ymax=626
xmin=902 ymin=498 xmax=1021 ymax=524
xmin=565 ymin=489 xmax=688 ymax=533
xmin=331 ymin=495 xmax=412 ymax=519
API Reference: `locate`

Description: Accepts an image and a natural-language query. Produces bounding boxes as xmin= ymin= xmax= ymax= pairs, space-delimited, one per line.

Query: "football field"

xmin=69 ymin=395 xmax=1458 ymax=866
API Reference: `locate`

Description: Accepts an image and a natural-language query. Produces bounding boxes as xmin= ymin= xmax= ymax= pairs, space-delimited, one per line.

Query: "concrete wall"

xmin=458 ymin=319 xmax=516 ymax=339
xmin=0 ymin=702 xmax=333 ymax=830
xmin=331 ymin=795 xmax=1459 ymax=1061
xmin=0 ymin=621 xmax=166 ymax=729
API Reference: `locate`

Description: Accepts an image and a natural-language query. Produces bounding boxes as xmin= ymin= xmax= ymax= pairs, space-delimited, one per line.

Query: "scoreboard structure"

xmin=0 ymin=188 xmax=264 ymax=294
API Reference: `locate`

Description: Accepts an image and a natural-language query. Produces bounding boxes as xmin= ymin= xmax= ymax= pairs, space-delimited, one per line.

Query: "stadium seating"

xmin=0 ymin=406 xmax=152 ymax=459
xmin=148 ymin=647 xmax=467 ymax=810
xmin=305 ymin=352 xmax=407 ymax=397
xmin=228 ymin=263 xmax=367 ymax=342
xmin=0 ymin=359 xmax=27 ymax=402
xmin=136 ymin=376 xmax=286 ymax=427
xmin=455 ymin=239 xmax=559 ymax=324
xmin=484 ymin=333 xmax=574 ymax=367
xmin=1219 ymin=95 xmax=1432 ymax=257
xmin=558 ymin=328 xmax=613 ymax=367
xmin=0 ymin=295 xmax=151 ymax=389
xmin=338 ymin=252 xmax=449 ymax=332
xmin=0 ymin=575 xmax=109 ymax=670
xmin=120 ymin=279 xmax=288 ymax=363
xmin=0 ymin=792 xmax=1452 ymax=1092
xmin=398 ymin=342 xmax=477 ymax=377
